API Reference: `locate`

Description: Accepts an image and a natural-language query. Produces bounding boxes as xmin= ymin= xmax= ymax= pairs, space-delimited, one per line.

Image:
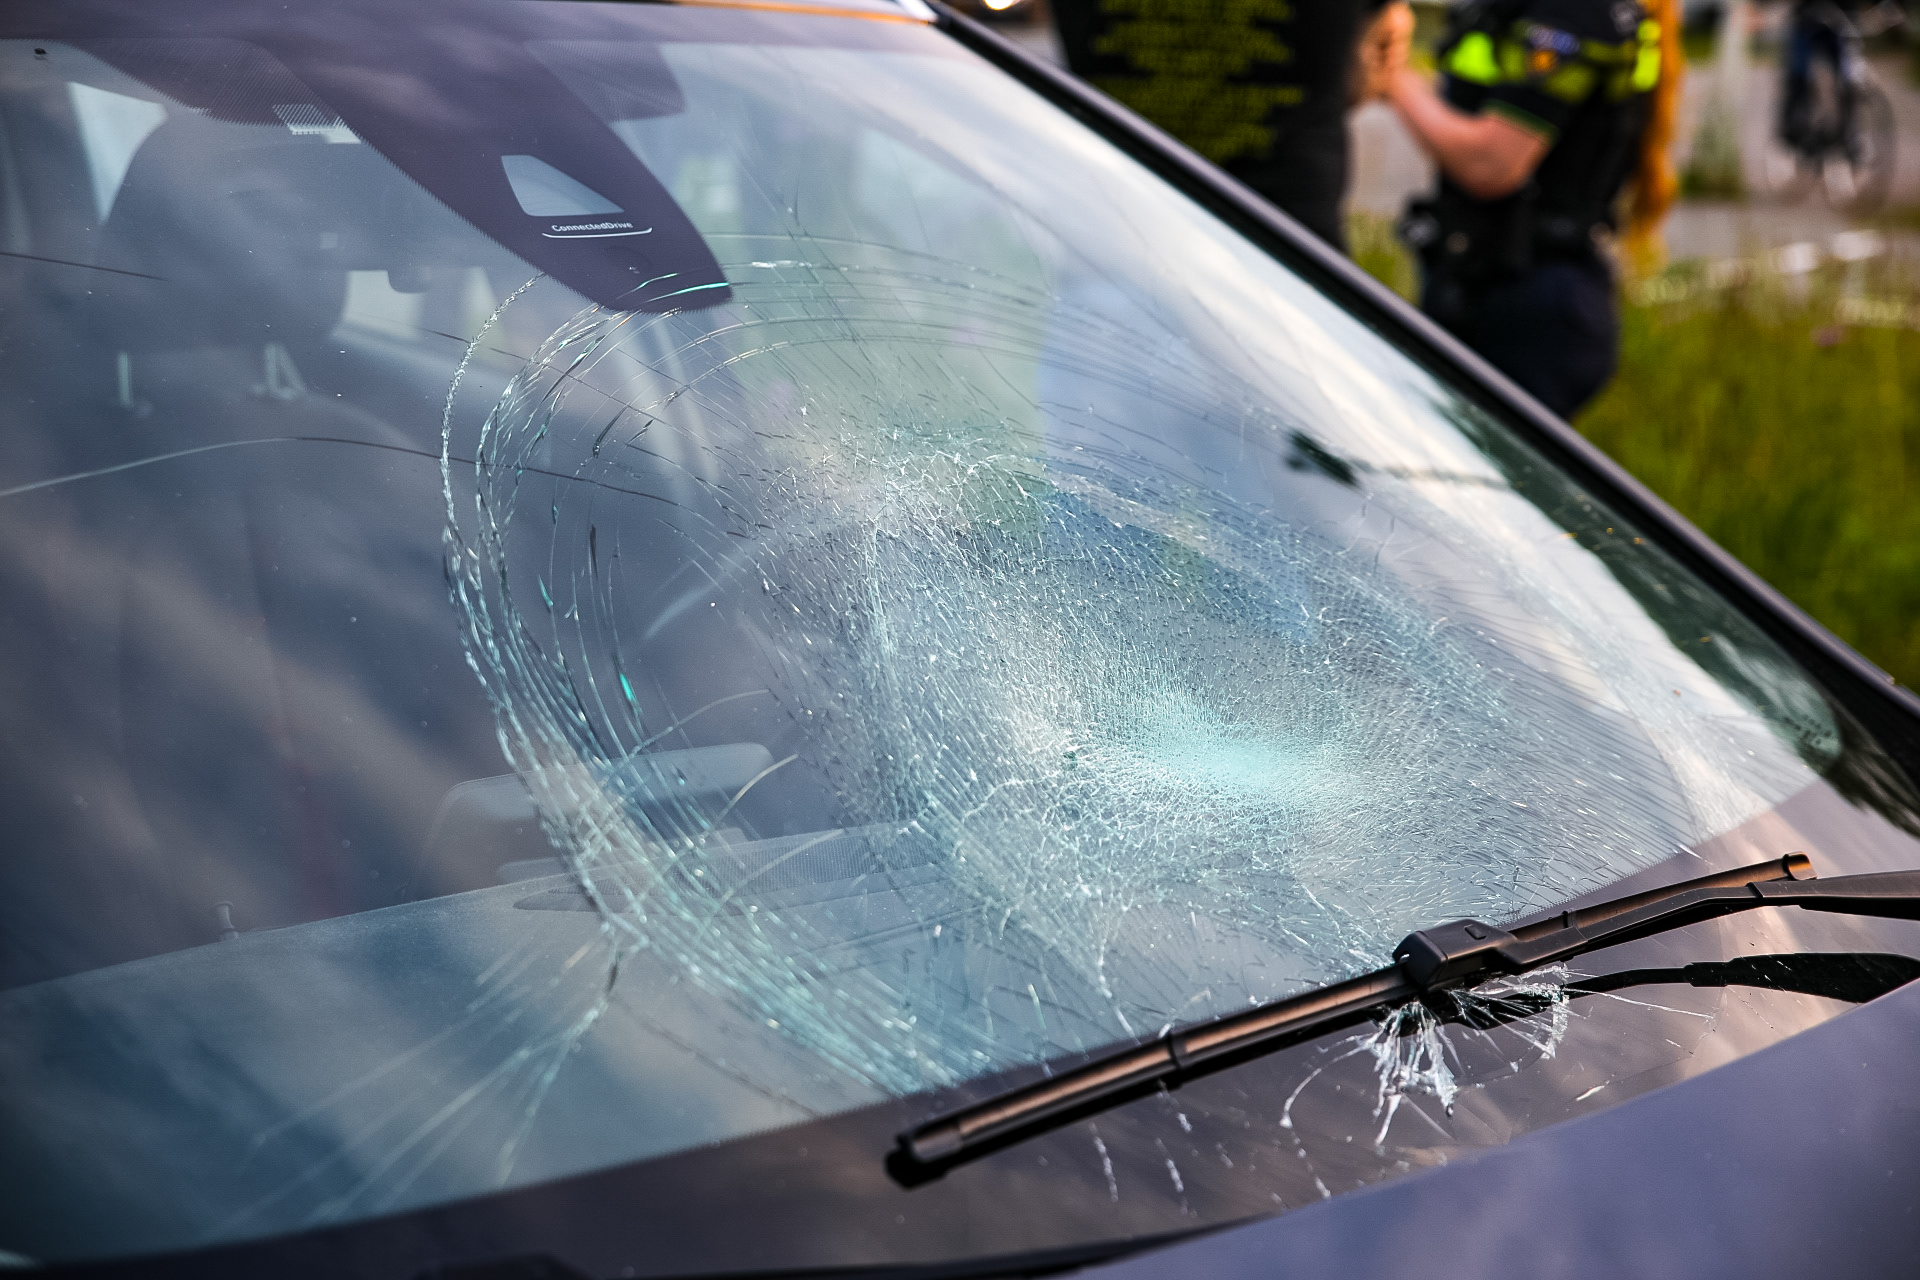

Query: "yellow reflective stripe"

xmin=1446 ymin=31 xmax=1501 ymax=84
xmin=1541 ymin=61 xmax=1597 ymax=103
xmin=1575 ymin=37 xmax=1638 ymax=65
xmin=1446 ymin=22 xmax=1655 ymax=94
xmin=1632 ymin=21 xmax=1661 ymax=91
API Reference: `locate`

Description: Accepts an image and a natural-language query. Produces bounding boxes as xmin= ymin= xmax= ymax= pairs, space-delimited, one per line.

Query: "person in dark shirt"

xmin=1383 ymin=0 xmax=1679 ymax=419
xmin=1051 ymin=0 xmax=1403 ymax=251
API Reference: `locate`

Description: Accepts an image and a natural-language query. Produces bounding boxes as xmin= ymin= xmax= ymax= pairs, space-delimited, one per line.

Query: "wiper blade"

xmin=891 ymin=854 xmax=1920 ymax=1181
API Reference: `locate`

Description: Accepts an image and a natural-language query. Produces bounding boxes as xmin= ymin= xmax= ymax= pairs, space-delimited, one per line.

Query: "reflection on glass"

xmin=0 ymin=8 xmax=1912 ymax=1267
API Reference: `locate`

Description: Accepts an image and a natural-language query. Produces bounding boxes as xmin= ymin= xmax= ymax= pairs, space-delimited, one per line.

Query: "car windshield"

xmin=2 ymin=0 xmax=1917 ymax=1270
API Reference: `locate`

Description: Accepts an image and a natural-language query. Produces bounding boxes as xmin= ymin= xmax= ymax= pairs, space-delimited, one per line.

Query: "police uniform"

xmin=1052 ymin=0 xmax=1387 ymax=250
xmin=1401 ymin=0 xmax=1661 ymax=418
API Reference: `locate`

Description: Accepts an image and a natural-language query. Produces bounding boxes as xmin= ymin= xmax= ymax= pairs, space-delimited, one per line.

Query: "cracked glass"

xmin=2 ymin=0 xmax=1918 ymax=1271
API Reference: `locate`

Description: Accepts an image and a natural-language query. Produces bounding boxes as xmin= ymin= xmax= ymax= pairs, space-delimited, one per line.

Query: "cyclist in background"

xmin=1779 ymin=0 xmax=1862 ymax=152
xmin=1384 ymin=0 xmax=1681 ymax=419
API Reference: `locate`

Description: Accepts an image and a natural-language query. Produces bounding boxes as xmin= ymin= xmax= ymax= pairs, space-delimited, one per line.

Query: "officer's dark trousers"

xmin=1425 ymin=256 xmax=1619 ymax=421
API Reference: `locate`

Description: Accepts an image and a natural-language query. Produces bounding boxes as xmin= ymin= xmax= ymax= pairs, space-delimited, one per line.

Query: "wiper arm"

xmin=892 ymin=853 xmax=1920 ymax=1181
xmin=1414 ymin=951 xmax=1920 ymax=1035
xmin=1564 ymin=951 xmax=1920 ymax=1005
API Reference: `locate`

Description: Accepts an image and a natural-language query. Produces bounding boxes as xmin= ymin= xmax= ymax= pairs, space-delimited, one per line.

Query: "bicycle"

xmin=1759 ymin=0 xmax=1902 ymax=211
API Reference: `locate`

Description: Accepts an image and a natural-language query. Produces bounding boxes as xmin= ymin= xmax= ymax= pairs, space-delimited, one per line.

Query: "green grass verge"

xmin=1346 ymin=213 xmax=1919 ymax=688
xmin=1349 ymin=211 xmax=1418 ymax=303
xmin=1579 ymin=271 xmax=1920 ymax=690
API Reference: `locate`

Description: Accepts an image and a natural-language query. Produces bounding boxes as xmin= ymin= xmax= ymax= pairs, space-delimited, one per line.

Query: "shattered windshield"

xmin=2 ymin=0 xmax=1918 ymax=1270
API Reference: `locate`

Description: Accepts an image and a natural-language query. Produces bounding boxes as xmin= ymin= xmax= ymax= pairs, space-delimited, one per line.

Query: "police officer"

xmin=1385 ymin=0 xmax=1670 ymax=418
xmin=1052 ymin=0 xmax=1406 ymax=252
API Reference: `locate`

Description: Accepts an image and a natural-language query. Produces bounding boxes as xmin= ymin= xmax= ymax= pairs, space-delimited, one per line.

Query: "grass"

xmin=1348 ymin=212 xmax=1418 ymax=303
xmin=1346 ymin=213 xmax=1920 ymax=689
xmin=1579 ymin=264 xmax=1920 ymax=689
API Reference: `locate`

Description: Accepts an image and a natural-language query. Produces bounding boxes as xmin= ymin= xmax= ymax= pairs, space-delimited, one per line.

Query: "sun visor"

xmin=75 ymin=13 xmax=727 ymax=314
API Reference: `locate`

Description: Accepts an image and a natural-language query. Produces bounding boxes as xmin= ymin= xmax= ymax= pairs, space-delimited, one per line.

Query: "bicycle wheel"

xmin=1826 ymin=79 xmax=1896 ymax=211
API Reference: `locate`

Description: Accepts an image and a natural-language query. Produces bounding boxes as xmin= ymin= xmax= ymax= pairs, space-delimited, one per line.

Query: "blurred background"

xmin=962 ymin=0 xmax=1920 ymax=696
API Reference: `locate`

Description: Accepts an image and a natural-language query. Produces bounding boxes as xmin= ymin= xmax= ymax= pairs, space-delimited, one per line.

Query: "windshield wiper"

xmin=1402 ymin=951 xmax=1920 ymax=1036
xmin=891 ymin=853 xmax=1920 ymax=1182
xmin=1563 ymin=951 xmax=1920 ymax=1004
